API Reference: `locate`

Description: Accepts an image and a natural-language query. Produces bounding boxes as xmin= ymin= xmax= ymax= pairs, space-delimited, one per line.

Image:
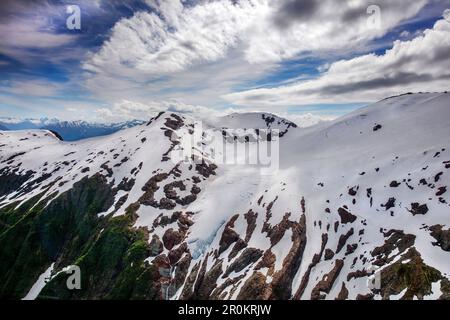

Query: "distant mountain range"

xmin=0 ymin=118 xmax=145 ymax=141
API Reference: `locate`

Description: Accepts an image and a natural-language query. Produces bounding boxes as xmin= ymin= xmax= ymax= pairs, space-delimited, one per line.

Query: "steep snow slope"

xmin=0 ymin=93 xmax=449 ymax=300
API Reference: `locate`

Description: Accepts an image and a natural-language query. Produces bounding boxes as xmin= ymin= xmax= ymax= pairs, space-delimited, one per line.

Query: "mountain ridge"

xmin=0 ymin=118 xmax=145 ymax=141
xmin=0 ymin=92 xmax=449 ymax=300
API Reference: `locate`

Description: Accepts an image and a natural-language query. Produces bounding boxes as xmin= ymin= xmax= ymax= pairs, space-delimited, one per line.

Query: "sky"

xmin=0 ymin=0 xmax=449 ymax=124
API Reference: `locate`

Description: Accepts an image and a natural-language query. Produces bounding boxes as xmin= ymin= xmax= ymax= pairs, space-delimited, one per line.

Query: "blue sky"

xmin=0 ymin=0 xmax=450 ymax=123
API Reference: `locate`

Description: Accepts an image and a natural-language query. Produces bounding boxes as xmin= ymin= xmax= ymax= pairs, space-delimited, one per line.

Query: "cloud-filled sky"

xmin=0 ymin=0 xmax=449 ymax=123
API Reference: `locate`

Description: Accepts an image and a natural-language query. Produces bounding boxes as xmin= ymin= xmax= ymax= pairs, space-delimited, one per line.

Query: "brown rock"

xmin=310 ymin=259 xmax=344 ymax=300
xmin=149 ymin=235 xmax=164 ymax=256
xmin=324 ymin=248 xmax=335 ymax=261
xmin=218 ymin=214 xmax=240 ymax=255
xmin=336 ymin=228 xmax=354 ymax=254
xmin=162 ymin=228 xmax=184 ymax=250
xmin=429 ymin=225 xmax=450 ymax=251
xmin=338 ymin=207 xmax=357 ymax=224
xmin=223 ymin=248 xmax=263 ymax=278
xmin=408 ymin=202 xmax=429 ymax=215
xmin=237 ymin=272 xmax=270 ymax=300
xmin=336 ymin=282 xmax=349 ymax=300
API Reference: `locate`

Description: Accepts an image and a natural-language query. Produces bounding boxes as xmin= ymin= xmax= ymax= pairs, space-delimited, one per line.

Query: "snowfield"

xmin=1 ymin=93 xmax=449 ymax=300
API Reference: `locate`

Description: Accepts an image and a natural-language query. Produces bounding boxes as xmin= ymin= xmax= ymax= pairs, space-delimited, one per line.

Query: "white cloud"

xmin=85 ymin=0 xmax=428 ymax=76
xmin=224 ymin=15 xmax=450 ymax=106
xmin=84 ymin=0 xmax=261 ymax=76
xmin=0 ymin=18 xmax=75 ymax=50
xmin=82 ymin=0 xmax=431 ymax=108
xmin=0 ymin=79 xmax=62 ymax=97
xmin=93 ymin=98 xmax=335 ymax=128
xmin=95 ymin=99 xmax=224 ymax=122
xmin=284 ymin=113 xmax=336 ymax=127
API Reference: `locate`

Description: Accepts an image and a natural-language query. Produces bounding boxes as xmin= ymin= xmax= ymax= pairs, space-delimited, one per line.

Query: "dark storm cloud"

xmin=341 ymin=6 xmax=366 ymax=23
xmin=272 ymin=0 xmax=319 ymax=29
xmin=238 ymin=72 xmax=439 ymax=102
xmin=303 ymin=72 xmax=450 ymax=97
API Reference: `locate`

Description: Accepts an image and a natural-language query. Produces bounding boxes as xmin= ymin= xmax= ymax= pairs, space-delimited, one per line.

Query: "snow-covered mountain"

xmin=0 ymin=93 xmax=449 ymax=300
xmin=0 ymin=118 xmax=145 ymax=141
xmin=0 ymin=117 xmax=60 ymax=130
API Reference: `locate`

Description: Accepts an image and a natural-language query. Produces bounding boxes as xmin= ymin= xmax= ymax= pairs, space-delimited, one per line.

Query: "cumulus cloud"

xmin=279 ymin=112 xmax=336 ymax=127
xmin=95 ymin=99 xmax=223 ymax=122
xmin=224 ymin=15 xmax=450 ymax=106
xmin=84 ymin=0 xmax=260 ymax=76
xmin=84 ymin=0 xmax=429 ymax=88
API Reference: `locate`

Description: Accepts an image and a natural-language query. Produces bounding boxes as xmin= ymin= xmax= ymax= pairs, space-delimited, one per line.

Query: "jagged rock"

xmin=180 ymin=262 xmax=201 ymax=300
xmin=191 ymin=185 xmax=201 ymax=195
xmin=324 ymin=249 xmax=335 ymax=261
xmin=429 ymin=225 xmax=450 ymax=251
xmin=440 ymin=278 xmax=450 ymax=300
xmin=160 ymin=197 xmax=176 ymax=210
xmin=223 ymin=248 xmax=263 ymax=278
xmin=373 ymin=124 xmax=382 ymax=131
xmin=178 ymin=213 xmax=194 ymax=227
xmin=390 ymin=180 xmax=401 ymax=187
xmin=267 ymin=212 xmax=291 ymax=246
xmin=408 ymin=202 xmax=429 ymax=215
xmin=244 ymin=209 xmax=257 ymax=243
xmin=152 ymin=254 xmax=171 ymax=278
xmin=338 ymin=207 xmax=357 ymax=224
xmin=178 ymin=194 xmax=197 ymax=206
xmin=336 ymin=282 xmax=349 ymax=300
xmin=228 ymin=239 xmax=248 ymax=260
xmin=348 ymin=186 xmax=359 ymax=196
xmin=168 ymin=242 xmax=188 ymax=264
xmin=371 ymin=230 xmax=416 ymax=266
xmin=356 ymin=293 xmax=374 ymax=300
xmin=173 ymin=253 xmax=192 ymax=292
xmin=382 ymin=197 xmax=396 ymax=211
xmin=149 ymin=235 xmax=164 ymax=256
xmin=162 ymin=228 xmax=184 ymax=250
xmin=139 ymin=173 xmax=168 ymax=206
xmin=195 ymin=261 xmax=224 ymax=300
xmin=255 ymin=250 xmax=276 ymax=272
xmin=164 ymin=114 xmax=184 ymax=130
xmin=336 ymin=228 xmax=354 ymax=254
xmin=436 ymin=186 xmax=447 ymax=196
xmin=218 ymin=215 xmax=240 ymax=255
xmin=311 ymin=259 xmax=344 ymax=300
xmin=114 ymin=194 xmax=128 ymax=211
xmin=347 ymin=269 xmax=369 ymax=281
xmin=380 ymin=248 xmax=442 ymax=300
xmin=237 ymin=272 xmax=269 ymax=300
xmin=275 ymin=214 xmax=307 ymax=300
xmin=211 ymin=275 xmax=246 ymax=300
xmin=195 ymin=161 xmax=217 ymax=178
xmin=345 ymin=243 xmax=358 ymax=255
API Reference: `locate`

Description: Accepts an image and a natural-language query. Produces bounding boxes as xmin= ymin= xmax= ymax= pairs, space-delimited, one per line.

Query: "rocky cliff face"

xmin=0 ymin=93 xmax=449 ymax=300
